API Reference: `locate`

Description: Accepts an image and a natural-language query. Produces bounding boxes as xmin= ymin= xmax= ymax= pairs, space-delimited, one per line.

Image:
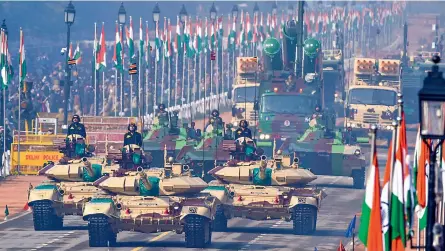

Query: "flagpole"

xmin=18 ymin=28 xmax=22 ymax=175
xmin=102 ymin=71 xmax=105 ymax=115
xmin=192 ymin=54 xmax=197 ymax=121
xmin=130 ymin=74 xmax=133 ymax=117
xmin=182 ymin=47 xmax=186 ymax=108
xmin=120 ymin=24 xmax=124 ymax=115
xmin=114 ymin=68 xmax=118 ymax=117
xmin=94 ymin=22 xmax=97 ymax=116
xmin=168 ymin=51 xmax=171 ymax=108
xmin=175 ymin=43 xmax=179 ymax=108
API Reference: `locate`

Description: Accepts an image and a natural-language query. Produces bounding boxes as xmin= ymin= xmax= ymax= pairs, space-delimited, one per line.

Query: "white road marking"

xmin=68 ymin=231 xmax=74 ymax=233
xmin=0 ymin=211 xmax=31 ymax=225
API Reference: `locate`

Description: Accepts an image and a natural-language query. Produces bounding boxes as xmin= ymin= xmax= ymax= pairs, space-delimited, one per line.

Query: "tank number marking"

xmin=298 ymin=198 xmax=306 ymax=203
xmin=189 ymin=207 xmax=197 ymax=213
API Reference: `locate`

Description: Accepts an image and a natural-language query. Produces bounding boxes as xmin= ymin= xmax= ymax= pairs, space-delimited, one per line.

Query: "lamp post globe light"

xmin=153 ymin=2 xmax=160 ymax=23
xmin=179 ymin=4 xmax=187 ymax=23
xmin=253 ymin=2 xmax=260 ymax=16
xmin=210 ymin=2 xmax=217 ymax=22
xmin=63 ymin=1 xmax=76 ymax=130
xmin=418 ymin=55 xmax=445 ymax=250
xmin=288 ymin=4 xmax=294 ymax=17
xmin=0 ymin=19 xmax=7 ymax=34
xmin=232 ymin=5 xmax=238 ymax=20
xmin=118 ymin=2 xmax=126 ymax=25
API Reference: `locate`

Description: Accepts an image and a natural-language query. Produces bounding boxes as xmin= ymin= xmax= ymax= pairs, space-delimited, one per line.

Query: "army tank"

xmin=28 ymin=134 xmax=121 ymax=230
xmin=144 ymin=109 xmax=198 ymax=167
xmin=176 ymin=116 xmax=234 ymax=181
xmin=203 ymin=141 xmax=326 ymax=235
xmin=83 ymin=153 xmax=219 ymax=248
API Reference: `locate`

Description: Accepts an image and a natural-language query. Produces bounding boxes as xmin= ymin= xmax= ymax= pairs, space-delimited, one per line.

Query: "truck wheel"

xmin=184 ymin=215 xmax=211 ymax=248
xmin=293 ymin=205 xmax=317 ymax=235
xmin=213 ymin=205 xmax=228 ymax=232
xmin=88 ymin=216 xmax=116 ymax=247
xmin=32 ymin=201 xmax=60 ymax=231
xmin=352 ymin=169 xmax=365 ymax=189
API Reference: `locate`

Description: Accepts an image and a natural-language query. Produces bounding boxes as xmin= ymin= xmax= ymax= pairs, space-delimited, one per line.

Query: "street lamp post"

xmin=288 ymin=4 xmax=294 ymax=20
xmin=272 ymin=2 xmax=277 ymax=16
xmin=63 ymin=1 xmax=75 ymax=131
xmin=118 ymin=2 xmax=126 ymax=116
xmin=152 ymin=3 xmax=160 ymax=113
xmin=418 ymin=55 xmax=445 ymax=250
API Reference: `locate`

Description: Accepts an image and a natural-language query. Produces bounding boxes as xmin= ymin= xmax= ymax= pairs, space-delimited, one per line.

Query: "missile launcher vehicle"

xmin=82 ymin=155 xmax=219 ymax=248
xmin=203 ymin=148 xmax=326 ymax=235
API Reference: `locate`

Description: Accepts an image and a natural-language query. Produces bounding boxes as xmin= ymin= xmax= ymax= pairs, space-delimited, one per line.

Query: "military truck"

xmin=83 ymin=157 xmax=219 ymax=248
xmin=231 ymin=57 xmax=261 ymax=129
xmin=344 ymin=58 xmax=400 ymax=143
xmin=204 ymin=152 xmax=326 ymax=235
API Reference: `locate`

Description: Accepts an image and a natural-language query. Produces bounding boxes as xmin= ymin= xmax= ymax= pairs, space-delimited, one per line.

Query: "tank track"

xmin=184 ymin=215 xmax=212 ymax=248
xmin=213 ymin=205 xmax=228 ymax=232
xmin=88 ymin=216 xmax=116 ymax=247
xmin=352 ymin=169 xmax=365 ymax=189
xmin=292 ymin=205 xmax=317 ymax=235
xmin=32 ymin=201 xmax=63 ymax=231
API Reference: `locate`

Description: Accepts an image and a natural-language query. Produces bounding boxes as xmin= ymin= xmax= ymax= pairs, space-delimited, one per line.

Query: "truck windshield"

xmin=234 ymin=86 xmax=259 ymax=103
xmin=349 ymin=88 xmax=397 ymax=106
xmin=261 ymin=95 xmax=316 ymax=114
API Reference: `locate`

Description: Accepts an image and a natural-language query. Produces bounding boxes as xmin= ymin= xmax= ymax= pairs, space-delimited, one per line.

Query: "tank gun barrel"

xmin=82 ymin=157 xmax=95 ymax=178
xmin=137 ymin=167 xmax=153 ymax=190
xmin=292 ymin=157 xmax=299 ymax=169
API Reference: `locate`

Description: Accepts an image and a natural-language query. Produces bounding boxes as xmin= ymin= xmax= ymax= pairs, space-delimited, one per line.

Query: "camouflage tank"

xmin=203 ymin=151 xmax=326 ymax=235
xmin=82 ymin=156 xmax=219 ymax=248
xmin=175 ymin=120 xmax=233 ymax=181
xmin=278 ymin=116 xmax=367 ymax=189
xmin=28 ymin=156 xmax=119 ymax=230
xmin=144 ymin=110 xmax=197 ymax=167
xmin=106 ymin=143 xmax=152 ymax=172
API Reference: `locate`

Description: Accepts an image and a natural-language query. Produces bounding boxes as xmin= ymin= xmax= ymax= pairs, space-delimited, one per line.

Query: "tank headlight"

xmin=260 ymin=134 xmax=265 ymax=140
xmin=386 ymin=125 xmax=392 ymax=130
xmin=346 ymin=122 xmax=351 ymax=127
xmin=354 ymin=149 xmax=361 ymax=156
xmin=351 ymin=123 xmax=356 ymax=128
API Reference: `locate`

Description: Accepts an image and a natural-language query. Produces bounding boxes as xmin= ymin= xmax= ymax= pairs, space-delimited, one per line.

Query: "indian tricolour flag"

xmin=96 ymin=23 xmax=106 ymax=71
xmin=126 ymin=16 xmax=135 ymax=63
xmin=19 ymin=28 xmax=27 ymax=85
xmin=358 ymin=138 xmax=383 ymax=251
xmin=381 ymin=140 xmax=393 ymax=251
xmin=113 ymin=21 xmax=123 ymax=72
xmin=416 ymin=130 xmax=429 ymax=230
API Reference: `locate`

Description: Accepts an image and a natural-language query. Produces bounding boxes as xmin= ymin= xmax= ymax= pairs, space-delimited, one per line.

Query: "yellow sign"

xmin=11 ymin=151 xmax=63 ymax=167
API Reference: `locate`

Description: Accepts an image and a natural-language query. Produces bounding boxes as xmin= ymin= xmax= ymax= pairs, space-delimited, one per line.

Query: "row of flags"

xmin=0 ymin=28 xmax=26 ymax=90
xmin=358 ymin=109 xmax=435 ymax=250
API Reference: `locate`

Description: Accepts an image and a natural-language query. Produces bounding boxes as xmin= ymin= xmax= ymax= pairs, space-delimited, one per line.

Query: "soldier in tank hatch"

xmin=157 ymin=103 xmax=169 ymax=127
xmin=235 ymin=120 xmax=252 ymax=139
xmin=67 ymin=115 xmax=86 ymax=138
xmin=123 ymin=122 xmax=143 ymax=147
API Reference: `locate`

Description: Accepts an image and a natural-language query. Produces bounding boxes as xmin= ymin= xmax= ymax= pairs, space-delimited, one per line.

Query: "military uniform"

xmin=157 ymin=110 xmax=169 ymax=126
xmin=235 ymin=127 xmax=252 ymax=139
xmin=67 ymin=122 xmax=86 ymax=138
xmin=124 ymin=132 xmax=143 ymax=147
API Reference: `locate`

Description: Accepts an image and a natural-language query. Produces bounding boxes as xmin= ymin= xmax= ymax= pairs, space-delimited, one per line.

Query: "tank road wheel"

xmin=292 ymin=205 xmax=317 ymax=235
xmin=184 ymin=215 xmax=212 ymax=248
xmin=32 ymin=201 xmax=63 ymax=231
xmin=88 ymin=216 xmax=117 ymax=247
xmin=213 ymin=205 xmax=228 ymax=232
xmin=352 ymin=169 xmax=365 ymax=189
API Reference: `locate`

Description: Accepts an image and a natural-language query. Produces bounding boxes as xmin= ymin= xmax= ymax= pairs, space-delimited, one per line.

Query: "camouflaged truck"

xmin=143 ymin=111 xmax=197 ymax=167
xmin=344 ymin=58 xmax=400 ymax=144
xmin=203 ymin=149 xmax=326 ymax=235
xmin=83 ymin=155 xmax=219 ymax=248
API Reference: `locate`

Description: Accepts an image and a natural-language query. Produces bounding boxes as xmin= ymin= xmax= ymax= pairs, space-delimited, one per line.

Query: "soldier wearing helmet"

xmin=235 ymin=120 xmax=252 ymax=139
xmin=67 ymin=115 xmax=86 ymax=138
xmin=157 ymin=103 xmax=169 ymax=127
xmin=124 ymin=122 xmax=143 ymax=147
xmin=206 ymin=109 xmax=223 ymax=131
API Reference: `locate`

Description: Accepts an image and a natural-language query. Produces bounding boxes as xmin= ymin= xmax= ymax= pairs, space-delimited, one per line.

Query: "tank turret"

xmin=93 ymin=163 xmax=208 ymax=196
xmin=208 ymin=155 xmax=316 ymax=186
xmin=38 ymin=157 xmax=119 ymax=182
